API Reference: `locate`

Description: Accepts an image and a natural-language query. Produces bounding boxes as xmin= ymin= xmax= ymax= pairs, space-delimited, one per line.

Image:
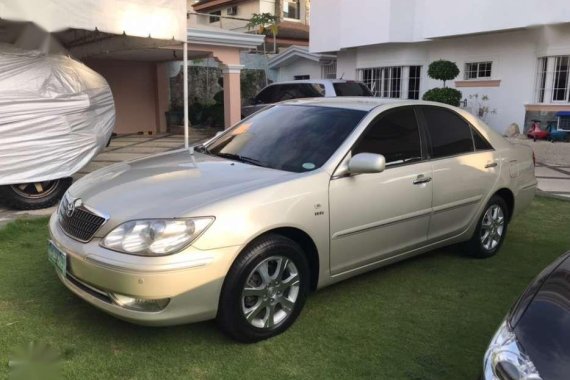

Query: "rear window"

xmin=272 ymin=83 xmax=325 ymax=102
xmin=333 ymin=82 xmax=373 ymax=97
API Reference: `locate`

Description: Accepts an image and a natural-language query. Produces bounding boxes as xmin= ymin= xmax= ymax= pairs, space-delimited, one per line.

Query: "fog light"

xmin=109 ymin=293 xmax=170 ymax=312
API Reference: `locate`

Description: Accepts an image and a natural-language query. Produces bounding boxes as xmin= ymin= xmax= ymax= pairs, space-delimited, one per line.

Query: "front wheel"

xmin=0 ymin=178 xmax=72 ymax=210
xmin=217 ymin=234 xmax=310 ymax=343
xmin=465 ymin=195 xmax=509 ymax=258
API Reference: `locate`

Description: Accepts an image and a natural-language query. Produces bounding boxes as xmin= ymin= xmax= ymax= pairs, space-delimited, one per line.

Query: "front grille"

xmin=59 ymin=196 xmax=106 ymax=242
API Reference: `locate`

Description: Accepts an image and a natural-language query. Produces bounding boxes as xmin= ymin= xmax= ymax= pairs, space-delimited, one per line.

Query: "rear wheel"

xmin=465 ymin=195 xmax=509 ymax=258
xmin=217 ymin=234 xmax=310 ymax=343
xmin=0 ymin=178 xmax=72 ymax=210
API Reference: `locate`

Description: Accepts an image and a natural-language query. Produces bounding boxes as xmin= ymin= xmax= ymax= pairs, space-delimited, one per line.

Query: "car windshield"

xmin=206 ymin=105 xmax=367 ymax=173
xmin=333 ymin=82 xmax=373 ymax=96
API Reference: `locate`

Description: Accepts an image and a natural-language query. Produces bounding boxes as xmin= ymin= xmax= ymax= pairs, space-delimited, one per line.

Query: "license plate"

xmin=48 ymin=241 xmax=67 ymax=276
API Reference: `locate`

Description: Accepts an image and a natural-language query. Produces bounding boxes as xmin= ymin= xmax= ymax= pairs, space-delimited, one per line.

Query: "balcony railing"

xmin=187 ymin=11 xmax=253 ymax=33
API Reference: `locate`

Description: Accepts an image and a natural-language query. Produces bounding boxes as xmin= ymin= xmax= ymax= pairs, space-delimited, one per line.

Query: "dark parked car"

xmin=483 ymin=251 xmax=570 ymax=380
xmin=241 ymin=79 xmax=372 ymax=117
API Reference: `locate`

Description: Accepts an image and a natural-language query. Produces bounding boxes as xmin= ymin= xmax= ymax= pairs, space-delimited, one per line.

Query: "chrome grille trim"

xmin=66 ymin=272 xmax=112 ymax=304
xmin=58 ymin=195 xmax=108 ymax=242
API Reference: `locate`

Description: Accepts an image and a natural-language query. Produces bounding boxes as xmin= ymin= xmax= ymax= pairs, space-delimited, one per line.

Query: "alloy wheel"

xmin=241 ymin=256 xmax=300 ymax=329
xmin=480 ymin=204 xmax=505 ymax=251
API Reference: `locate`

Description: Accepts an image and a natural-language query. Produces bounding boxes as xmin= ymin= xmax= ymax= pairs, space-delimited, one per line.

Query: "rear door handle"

xmin=485 ymin=162 xmax=498 ymax=168
xmin=413 ymin=175 xmax=432 ymax=185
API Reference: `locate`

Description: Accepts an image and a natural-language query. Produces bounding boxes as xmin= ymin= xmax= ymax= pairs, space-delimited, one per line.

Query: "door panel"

xmin=328 ymin=106 xmax=432 ymax=275
xmin=416 ymin=105 xmax=500 ymax=241
xmin=428 ymin=151 xmax=499 ymax=240
xmin=329 ymin=163 xmax=433 ymax=274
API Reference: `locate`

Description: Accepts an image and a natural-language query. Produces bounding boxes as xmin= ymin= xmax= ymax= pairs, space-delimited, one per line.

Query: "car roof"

xmin=278 ymin=97 xmax=420 ymax=111
xmin=268 ymin=79 xmax=365 ymax=85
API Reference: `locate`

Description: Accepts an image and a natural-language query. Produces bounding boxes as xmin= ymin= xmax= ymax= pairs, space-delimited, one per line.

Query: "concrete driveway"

xmin=509 ymin=138 xmax=570 ymax=200
xmin=0 ymin=131 xmax=215 ymax=225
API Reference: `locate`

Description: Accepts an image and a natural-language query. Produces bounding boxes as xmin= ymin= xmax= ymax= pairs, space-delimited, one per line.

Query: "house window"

xmin=553 ymin=56 xmax=569 ymax=101
xmin=283 ymin=0 xmax=301 ymax=19
xmin=209 ymin=10 xmax=221 ymax=23
xmin=535 ymin=56 xmax=570 ymax=103
xmin=536 ymin=57 xmax=548 ymax=103
xmin=321 ymin=61 xmax=337 ymax=79
xmin=408 ymin=66 xmax=421 ymax=100
xmin=464 ymin=62 xmax=492 ymax=80
xmin=294 ymin=75 xmax=310 ymax=80
xmin=358 ymin=66 xmax=421 ymax=99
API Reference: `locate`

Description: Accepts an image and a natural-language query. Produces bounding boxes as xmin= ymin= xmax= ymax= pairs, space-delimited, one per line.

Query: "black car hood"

xmin=511 ymin=252 xmax=570 ymax=380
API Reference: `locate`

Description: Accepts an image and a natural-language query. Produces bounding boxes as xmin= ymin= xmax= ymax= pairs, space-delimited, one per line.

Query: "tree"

xmin=422 ymin=59 xmax=462 ymax=106
xmin=427 ymin=60 xmax=460 ymax=87
xmin=246 ymin=13 xmax=279 ymax=54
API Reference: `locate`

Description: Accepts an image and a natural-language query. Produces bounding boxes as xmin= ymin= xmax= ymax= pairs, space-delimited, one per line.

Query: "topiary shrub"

xmin=422 ymin=88 xmax=462 ymax=107
xmin=422 ymin=59 xmax=462 ymax=106
xmin=427 ymin=60 xmax=460 ymax=87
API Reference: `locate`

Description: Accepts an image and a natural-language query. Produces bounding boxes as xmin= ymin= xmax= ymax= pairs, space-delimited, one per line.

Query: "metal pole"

xmin=183 ymin=41 xmax=189 ymax=149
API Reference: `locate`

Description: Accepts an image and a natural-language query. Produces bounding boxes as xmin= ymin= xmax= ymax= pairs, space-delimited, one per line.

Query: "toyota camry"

xmin=48 ymin=99 xmax=537 ymax=342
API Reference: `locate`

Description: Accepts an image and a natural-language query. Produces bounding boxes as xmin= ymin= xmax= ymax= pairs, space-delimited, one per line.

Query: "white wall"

xmin=310 ymin=0 xmax=395 ymax=52
xmin=276 ymin=58 xmax=322 ymax=81
xmin=335 ymin=25 xmax=570 ymax=133
xmin=310 ymin=0 xmax=570 ymax=53
xmin=421 ymin=0 xmax=570 ymax=39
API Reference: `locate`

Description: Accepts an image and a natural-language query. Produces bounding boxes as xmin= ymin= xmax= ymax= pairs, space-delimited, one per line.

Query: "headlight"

xmin=101 ymin=217 xmax=214 ymax=256
xmin=483 ymin=321 xmax=542 ymax=380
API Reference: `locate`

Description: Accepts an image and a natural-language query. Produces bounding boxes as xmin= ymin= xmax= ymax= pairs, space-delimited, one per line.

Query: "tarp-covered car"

xmin=0 ymin=44 xmax=115 ymax=209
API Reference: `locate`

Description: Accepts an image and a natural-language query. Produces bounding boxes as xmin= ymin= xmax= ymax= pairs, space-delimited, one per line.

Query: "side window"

xmin=421 ymin=106 xmax=474 ymax=158
xmin=472 ymin=127 xmax=493 ymax=150
xmin=353 ymin=106 xmax=422 ymax=166
xmin=255 ymin=86 xmax=277 ymax=104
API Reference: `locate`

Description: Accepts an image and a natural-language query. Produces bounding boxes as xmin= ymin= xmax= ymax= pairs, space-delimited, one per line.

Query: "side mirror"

xmin=348 ymin=153 xmax=386 ymax=174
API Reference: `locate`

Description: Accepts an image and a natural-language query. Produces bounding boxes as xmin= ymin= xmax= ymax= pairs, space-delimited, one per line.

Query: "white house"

xmin=268 ymin=45 xmax=336 ymax=81
xmin=310 ymin=0 xmax=570 ymax=133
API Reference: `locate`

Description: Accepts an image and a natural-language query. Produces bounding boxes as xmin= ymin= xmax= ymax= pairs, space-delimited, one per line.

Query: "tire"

xmin=0 ymin=178 xmax=72 ymax=210
xmin=465 ymin=195 xmax=509 ymax=258
xmin=217 ymin=234 xmax=310 ymax=343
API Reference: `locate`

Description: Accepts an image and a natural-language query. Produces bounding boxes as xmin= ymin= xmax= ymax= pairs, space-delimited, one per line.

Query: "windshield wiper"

xmin=216 ymin=152 xmax=266 ymax=167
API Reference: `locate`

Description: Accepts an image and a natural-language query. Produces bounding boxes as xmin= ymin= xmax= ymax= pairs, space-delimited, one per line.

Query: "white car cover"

xmin=0 ymin=44 xmax=115 ymax=185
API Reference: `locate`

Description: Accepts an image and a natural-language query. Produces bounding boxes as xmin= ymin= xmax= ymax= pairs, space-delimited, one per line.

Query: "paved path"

xmin=535 ymin=163 xmax=570 ymax=200
xmin=509 ymin=137 xmax=570 ymax=200
xmin=0 ymin=131 xmax=215 ymax=226
xmin=2 ymin=132 xmax=569 ymax=226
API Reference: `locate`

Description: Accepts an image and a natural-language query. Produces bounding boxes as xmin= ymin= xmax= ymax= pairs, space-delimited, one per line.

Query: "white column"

xmin=183 ymin=42 xmax=189 ymax=149
xmin=401 ymin=66 xmax=410 ymax=99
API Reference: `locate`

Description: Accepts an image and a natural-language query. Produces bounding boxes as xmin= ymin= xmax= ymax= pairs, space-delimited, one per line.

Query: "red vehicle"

xmin=527 ymin=120 xmax=550 ymax=141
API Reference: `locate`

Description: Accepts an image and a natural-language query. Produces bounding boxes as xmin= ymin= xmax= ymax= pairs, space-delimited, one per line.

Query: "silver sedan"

xmin=48 ymin=99 xmax=537 ymax=342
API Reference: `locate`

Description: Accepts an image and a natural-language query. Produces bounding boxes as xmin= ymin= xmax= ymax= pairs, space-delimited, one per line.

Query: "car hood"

xmin=512 ymin=252 xmax=570 ymax=380
xmin=68 ymin=150 xmax=295 ymax=221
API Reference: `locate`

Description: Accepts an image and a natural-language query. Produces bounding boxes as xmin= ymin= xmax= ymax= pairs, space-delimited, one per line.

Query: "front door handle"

xmin=413 ymin=174 xmax=432 ymax=185
xmin=485 ymin=162 xmax=498 ymax=169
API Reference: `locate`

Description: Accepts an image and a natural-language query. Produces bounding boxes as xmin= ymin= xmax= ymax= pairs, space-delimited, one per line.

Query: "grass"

xmin=1 ymin=196 xmax=570 ymax=379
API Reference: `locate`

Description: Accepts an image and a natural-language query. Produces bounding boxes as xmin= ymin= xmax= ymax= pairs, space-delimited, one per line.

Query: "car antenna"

xmin=340 ymin=72 xmax=345 ymax=79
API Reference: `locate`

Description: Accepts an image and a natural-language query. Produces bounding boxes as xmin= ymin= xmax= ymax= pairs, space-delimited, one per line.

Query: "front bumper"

xmin=48 ymin=213 xmax=241 ymax=326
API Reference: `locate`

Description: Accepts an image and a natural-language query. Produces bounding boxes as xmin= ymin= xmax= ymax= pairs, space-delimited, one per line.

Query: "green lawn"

xmin=1 ymin=196 xmax=569 ymax=379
